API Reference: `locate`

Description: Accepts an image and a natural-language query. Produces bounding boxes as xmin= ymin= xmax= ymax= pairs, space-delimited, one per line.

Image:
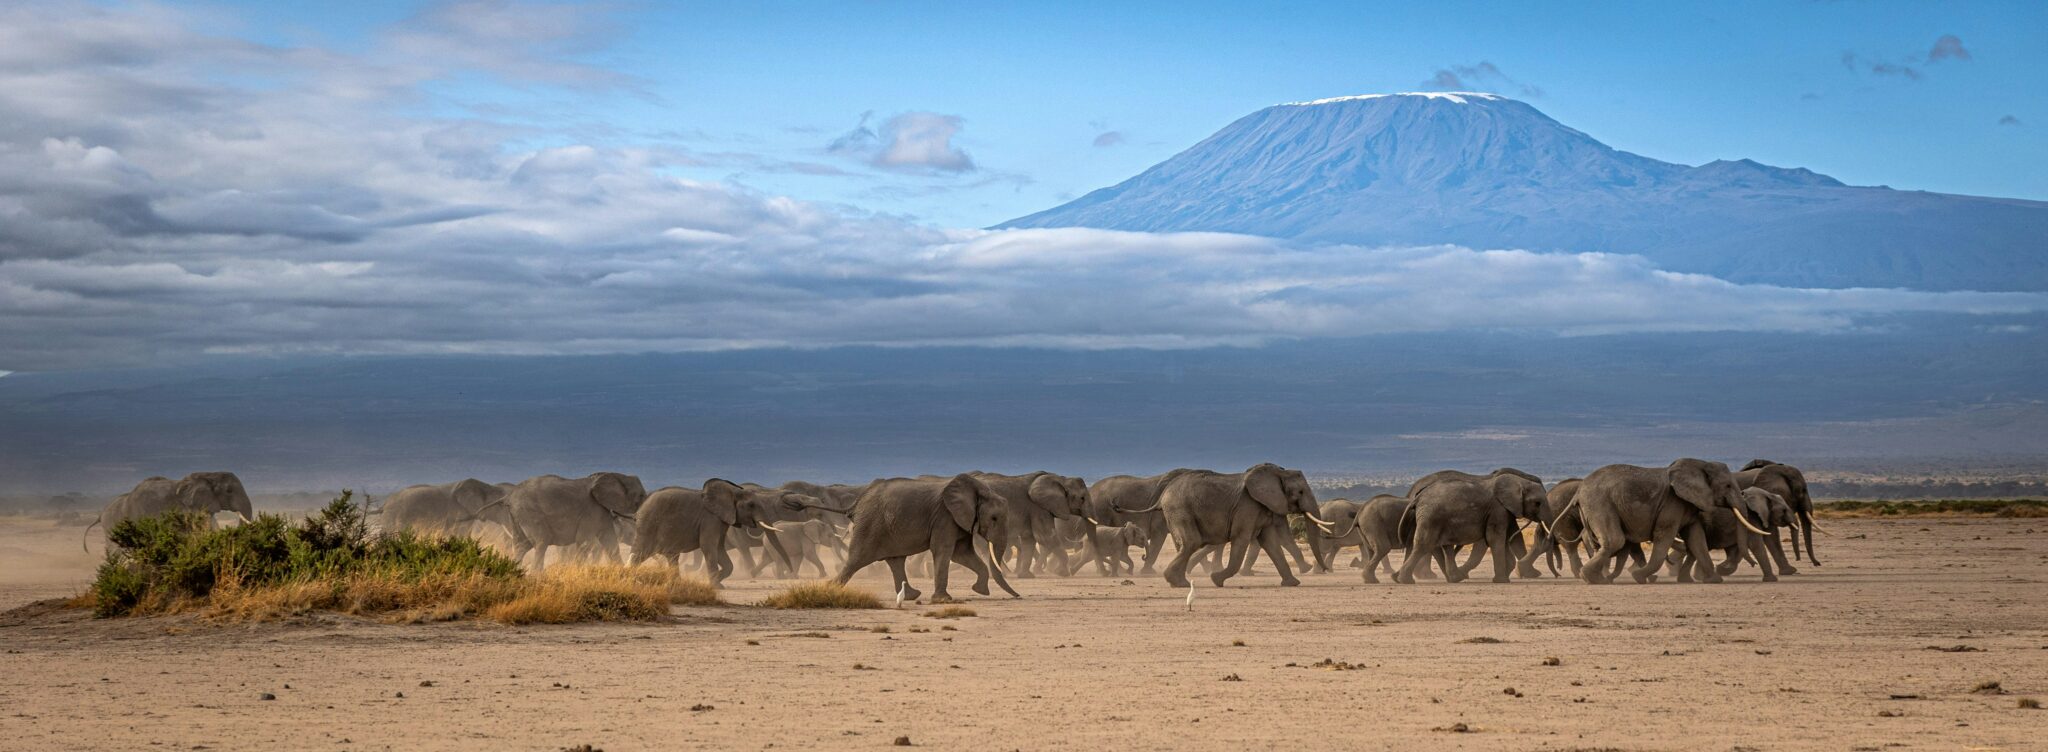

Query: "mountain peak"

xmin=1280 ymin=91 xmax=1508 ymax=106
xmin=999 ymin=95 xmax=2048 ymax=291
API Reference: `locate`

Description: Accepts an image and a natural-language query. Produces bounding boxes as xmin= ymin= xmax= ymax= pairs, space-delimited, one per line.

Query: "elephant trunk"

xmin=760 ymin=526 xmax=795 ymax=573
xmin=1798 ymin=508 xmax=1819 ymax=565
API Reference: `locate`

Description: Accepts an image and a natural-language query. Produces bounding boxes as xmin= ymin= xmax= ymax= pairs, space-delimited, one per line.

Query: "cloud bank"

xmin=1 ymin=2 xmax=2043 ymax=371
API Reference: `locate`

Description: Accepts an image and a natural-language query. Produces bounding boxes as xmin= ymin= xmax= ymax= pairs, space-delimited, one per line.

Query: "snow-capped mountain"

xmin=1000 ymin=93 xmax=2048 ymax=291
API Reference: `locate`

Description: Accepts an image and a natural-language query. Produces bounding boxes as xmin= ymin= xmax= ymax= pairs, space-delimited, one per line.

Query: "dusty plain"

xmin=3 ymin=515 xmax=2046 ymax=751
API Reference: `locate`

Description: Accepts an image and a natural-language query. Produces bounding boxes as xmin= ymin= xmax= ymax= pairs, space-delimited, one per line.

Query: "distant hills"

xmin=1000 ymin=92 xmax=2048 ymax=291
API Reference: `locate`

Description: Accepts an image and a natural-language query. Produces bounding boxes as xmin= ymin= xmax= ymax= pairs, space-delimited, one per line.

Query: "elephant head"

xmin=1119 ymin=522 xmax=1150 ymax=549
xmin=177 ymin=471 xmax=253 ymax=522
xmin=1243 ymin=463 xmax=1330 ymax=531
xmin=1668 ymin=459 xmax=1769 ymax=535
xmin=1319 ymin=500 xmax=1365 ymax=540
xmin=939 ymin=473 xmax=1012 ymax=567
xmin=1486 ymin=473 xmax=1549 ymax=521
xmin=1023 ymin=472 xmax=1090 ymax=522
xmin=451 ymin=478 xmax=515 ymax=531
xmin=704 ymin=479 xmax=797 ymax=571
xmin=1743 ymin=459 xmax=1817 ymax=564
xmin=1736 ymin=488 xmax=1786 ymax=536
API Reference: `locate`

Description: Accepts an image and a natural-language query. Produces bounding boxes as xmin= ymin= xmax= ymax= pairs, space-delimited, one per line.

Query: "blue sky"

xmin=209 ymin=0 xmax=2047 ymax=227
xmin=3 ymin=1 xmax=2045 ymax=371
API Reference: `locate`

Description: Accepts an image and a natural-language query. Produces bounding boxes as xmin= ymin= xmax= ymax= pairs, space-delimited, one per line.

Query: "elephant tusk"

xmin=987 ymin=540 xmax=1009 ymax=576
xmin=1733 ymin=510 xmax=1773 ymax=536
xmin=1805 ymin=517 xmax=1834 ymax=536
xmin=1084 ymin=516 xmax=1102 ymax=527
xmin=758 ymin=523 xmax=785 ymax=533
xmin=1303 ymin=512 xmax=1335 ymax=527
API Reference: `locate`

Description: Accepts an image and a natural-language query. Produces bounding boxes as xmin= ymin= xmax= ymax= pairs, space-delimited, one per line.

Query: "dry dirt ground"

xmin=4 ymin=515 xmax=2046 ymax=751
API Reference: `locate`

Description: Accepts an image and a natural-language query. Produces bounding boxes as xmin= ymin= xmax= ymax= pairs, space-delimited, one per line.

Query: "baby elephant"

xmin=1083 ymin=523 xmax=1150 ymax=576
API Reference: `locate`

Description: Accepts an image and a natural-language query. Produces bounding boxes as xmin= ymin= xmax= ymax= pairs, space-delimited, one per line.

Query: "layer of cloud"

xmin=2 ymin=2 xmax=2043 ymax=371
xmin=1926 ymin=34 xmax=1971 ymax=63
xmin=1999 ymin=115 xmax=2022 ymax=126
xmin=828 ymin=111 xmax=976 ymax=173
xmin=1092 ymin=131 xmax=1126 ymax=148
xmin=1841 ymin=34 xmax=1972 ymax=82
xmin=1419 ymin=62 xmax=1543 ymax=98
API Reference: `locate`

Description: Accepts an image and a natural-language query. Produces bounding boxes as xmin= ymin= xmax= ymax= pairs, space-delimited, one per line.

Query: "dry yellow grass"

xmin=192 ymin=565 xmax=717 ymax=625
xmin=757 ymin=581 xmax=882 ymax=609
xmin=922 ymin=605 xmax=978 ymax=619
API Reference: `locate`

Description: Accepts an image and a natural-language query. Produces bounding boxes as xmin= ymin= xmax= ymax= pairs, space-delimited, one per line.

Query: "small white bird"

xmin=1184 ymin=583 xmax=1195 ymax=612
xmin=894 ymin=582 xmax=907 ymax=609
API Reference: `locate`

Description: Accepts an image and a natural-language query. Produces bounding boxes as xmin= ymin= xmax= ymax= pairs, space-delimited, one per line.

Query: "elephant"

xmin=1668 ymin=487 xmax=1793 ymax=582
xmin=1576 ymin=458 xmax=1768 ymax=584
xmin=373 ymin=479 xmax=515 ymax=538
xmin=1197 ymin=512 xmax=1313 ymax=576
xmin=1515 ymin=477 xmax=1586 ymax=578
xmin=733 ymin=481 xmax=859 ymax=578
xmin=1738 ymin=460 xmax=1819 ymax=569
xmin=500 ymin=472 xmax=648 ymax=573
xmin=1351 ymin=494 xmax=1415 ymax=583
xmin=1306 ymin=499 xmax=1365 ymax=573
xmin=829 ymin=474 xmax=1020 ymax=604
xmin=1394 ymin=469 xmax=1547 ymax=584
xmin=974 ymin=471 xmax=1089 ymax=578
xmin=1085 ymin=473 xmax=1176 ymax=574
xmin=1121 ymin=463 xmax=1333 ymax=588
xmin=630 ymin=479 xmax=797 ymax=586
xmin=87 ymin=472 xmax=253 ymax=550
xmin=1406 ymin=468 xmax=1546 ymax=579
xmin=1077 ymin=523 xmax=1150 ymax=576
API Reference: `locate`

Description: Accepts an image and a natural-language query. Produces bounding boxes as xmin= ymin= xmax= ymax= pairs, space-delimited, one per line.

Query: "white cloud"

xmin=0 ymin=2 xmax=2042 ymax=371
xmin=829 ymin=111 xmax=976 ymax=173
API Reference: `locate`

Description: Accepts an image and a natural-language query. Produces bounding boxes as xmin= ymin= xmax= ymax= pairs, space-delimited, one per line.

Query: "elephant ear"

xmin=938 ymin=475 xmax=980 ymax=533
xmin=1027 ymin=473 xmax=1076 ymax=519
xmin=172 ymin=476 xmax=205 ymax=510
xmin=1741 ymin=459 xmax=1777 ymax=472
xmin=1667 ymin=460 xmax=1717 ymax=513
xmin=1242 ymin=463 xmax=1288 ymax=516
xmin=1740 ymin=489 xmax=1778 ymax=527
xmin=703 ymin=479 xmax=740 ymax=526
xmin=451 ymin=479 xmax=492 ymax=512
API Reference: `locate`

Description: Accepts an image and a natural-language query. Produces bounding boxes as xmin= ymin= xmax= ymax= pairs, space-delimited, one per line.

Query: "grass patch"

xmin=922 ymin=606 xmax=977 ymax=619
xmin=757 ymin=581 xmax=882 ymax=609
xmin=82 ymin=493 xmax=715 ymax=624
xmin=1818 ymin=499 xmax=2048 ymax=518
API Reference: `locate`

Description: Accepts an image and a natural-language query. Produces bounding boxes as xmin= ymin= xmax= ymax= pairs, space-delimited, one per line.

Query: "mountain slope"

xmin=1000 ymin=92 xmax=2048 ymax=291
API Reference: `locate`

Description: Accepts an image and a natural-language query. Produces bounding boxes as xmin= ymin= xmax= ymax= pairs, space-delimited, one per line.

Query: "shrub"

xmin=758 ymin=581 xmax=881 ymax=609
xmin=922 ymin=606 xmax=977 ymax=619
xmin=84 ymin=492 xmax=711 ymax=624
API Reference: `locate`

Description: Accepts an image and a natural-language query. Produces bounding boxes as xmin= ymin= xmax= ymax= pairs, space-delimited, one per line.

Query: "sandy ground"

xmin=4 ymin=515 xmax=2046 ymax=751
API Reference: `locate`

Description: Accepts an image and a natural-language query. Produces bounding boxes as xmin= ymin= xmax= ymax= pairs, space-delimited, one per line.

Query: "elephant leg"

xmin=1670 ymin=545 xmax=1696 ymax=583
xmin=664 ymin=552 xmax=681 ymax=577
xmin=1161 ymin=541 xmax=1199 ymax=589
xmin=1517 ymin=529 xmax=1553 ymax=579
xmin=1241 ymin=541 xmax=1263 ymax=576
xmin=1451 ymin=542 xmax=1487 ymax=581
xmin=1580 ymin=526 xmax=1627 ymax=585
xmin=1306 ymin=531 xmax=1329 ymax=573
xmin=1488 ymin=526 xmax=1514 ymax=583
xmin=1361 ymin=540 xmax=1390 ymax=584
xmin=1682 ymin=523 xmax=1720 ymax=583
xmin=1765 ymin=534 xmax=1798 ymax=575
xmin=1564 ymin=538 xmax=1584 ymax=577
xmin=1715 ymin=545 xmax=1742 ymax=576
xmin=1139 ymin=518 xmax=1167 ymax=574
xmin=1505 ymin=532 xmax=1538 ymax=578
xmin=1013 ymin=534 xmax=1039 ymax=579
xmin=1633 ymin=525 xmax=1679 ymax=584
xmin=1259 ymin=524 xmax=1301 ymax=587
xmin=885 ymin=556 xmax=922 ymax=602
xmin=944 ymin=537 xmax=993 ymax=596
xmin=1394 ymin=521 xmax=1438 ymax=585
xmin=1279 ymin=531 xmax=1310 ymax=572
xmin=928 ymin=532 xmax=958 ymax=603
xmin=531 ymin=545 xmax=550 ymax=575
xmin=1048 ymin=532 xmax=1076 ymax=577
xmin=1749 ymin=535 xmax=1778 ymax=582
xmin=1212 ymin=531 xmax=1254 ymax=587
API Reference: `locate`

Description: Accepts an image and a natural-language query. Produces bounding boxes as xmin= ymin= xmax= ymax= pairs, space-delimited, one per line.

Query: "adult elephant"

xmin=1408 ymin=468 xmax=1545 ymax=579
xmin=734 ymin=481 xmax=860 ymax=578
xmin=1395 ymin=470 xmax=1546 ymax=584
xmin=1738 ymin=460 xmax=1819 ymax=569
xmin=500 ymin=472 xmax=647 ymax=573
xmin=974 ymin=471 xmax=1089 ymax=578
xmin=374 ymin=479 xmax=515 ymax=538
xmin=1515 ymin=477 xmax=1586 ymax=578
xmin=1668 ymin=487 xmax=1794 ymax=582
xmin=1086 ymin=473 xmax=1177 ymax=574
xmin=830 ymin=474 xmax=1020 ymax=603
xmin=1121 ymin=463 xmax=1333 ymax=588
xmin=87 ymin=472 xmax=254 ymax=550
xmin=630 ymin=479 xmax=798 ymax=586
xmin=1576 ymin=458 xmax=1766 ymax=584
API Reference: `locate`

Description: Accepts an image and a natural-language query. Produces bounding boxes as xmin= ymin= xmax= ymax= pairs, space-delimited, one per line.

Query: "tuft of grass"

xmin=869 ymin=625 xmax=892 ymax=633
xmin=758 ymin=581 xmax=882 ymax=610
xmin=483 ymin=566 xmax=719 ymax=625
xmin=1459 ymin=636 xmax=1506 ymax=644
xmin=1972 ymin=680 xmax=2006 ymax=695
xmin=1231 ymin=639 xmax=1247 ymax=647
xmin=2019 ymin=698 xmax=2041 ymax=710
xmin=922 ymin=606 xmax=977 ymax=619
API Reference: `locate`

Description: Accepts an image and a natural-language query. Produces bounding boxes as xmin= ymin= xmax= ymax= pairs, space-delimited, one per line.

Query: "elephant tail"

xmin=82 ymin=515 xmax=101 ymax=553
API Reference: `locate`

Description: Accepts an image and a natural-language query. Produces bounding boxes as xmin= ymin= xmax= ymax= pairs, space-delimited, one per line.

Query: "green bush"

xmin=90 ymin=491 xmax=521 ymax=618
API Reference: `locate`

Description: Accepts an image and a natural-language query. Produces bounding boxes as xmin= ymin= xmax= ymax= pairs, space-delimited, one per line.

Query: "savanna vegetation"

xmin=1816 ymin=499 xmax=2048 ymax=518
xmin=84 ymin=492 xmax=718 ymax=624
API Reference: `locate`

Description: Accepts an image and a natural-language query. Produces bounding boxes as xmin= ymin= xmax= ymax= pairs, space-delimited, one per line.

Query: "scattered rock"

xmin=892 ymin=736 xmax=913 ymax=746
xmin=418 ymin=680 xmax=434 ymax=688
xmin=1927 ymin=645 xmax=1985 ymax=653
xmin=1877 ymin=709 xmax=1903 ymax=717
xmin=1458 ymin=637 xmax=1504 ymax=644
xmin=257 ymin=693 xmax=275 ymax=701
xmin=1230 ymin=639 xmax=1246 ymax=647
xmin=1503 ymin=687 xmax=1523 ymax=698
xmin=1221 ymin=673 xmax=1242 ymax=682
xmin=1307 ymin=658 xmax=1363 ymax=671
xmin=690 ymin=703 xmax=714 ymax=712
xmin=2018 ymin=698 xmax=2041 ymax=710
xmin=1972 ymin=681 xmax=2006 ymax=695
xmin=1542 ymin=657 xmax=1561 ymax=666
xmin=1888 ymin=693 xmax=1923 ymax=700
xmin=1433 ymin=722 xmax=1472 ymax=733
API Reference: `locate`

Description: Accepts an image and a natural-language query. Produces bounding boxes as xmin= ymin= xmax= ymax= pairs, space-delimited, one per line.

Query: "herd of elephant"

xmin=87 ymin=458 xmax=1823 ymax=603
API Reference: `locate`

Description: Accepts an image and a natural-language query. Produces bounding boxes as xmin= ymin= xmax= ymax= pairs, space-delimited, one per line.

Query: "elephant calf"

xmin=1668 ymin=487 xmax=1796 ymax=582
xmin=1078 ymin=523 xmax=1149 ymax=576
